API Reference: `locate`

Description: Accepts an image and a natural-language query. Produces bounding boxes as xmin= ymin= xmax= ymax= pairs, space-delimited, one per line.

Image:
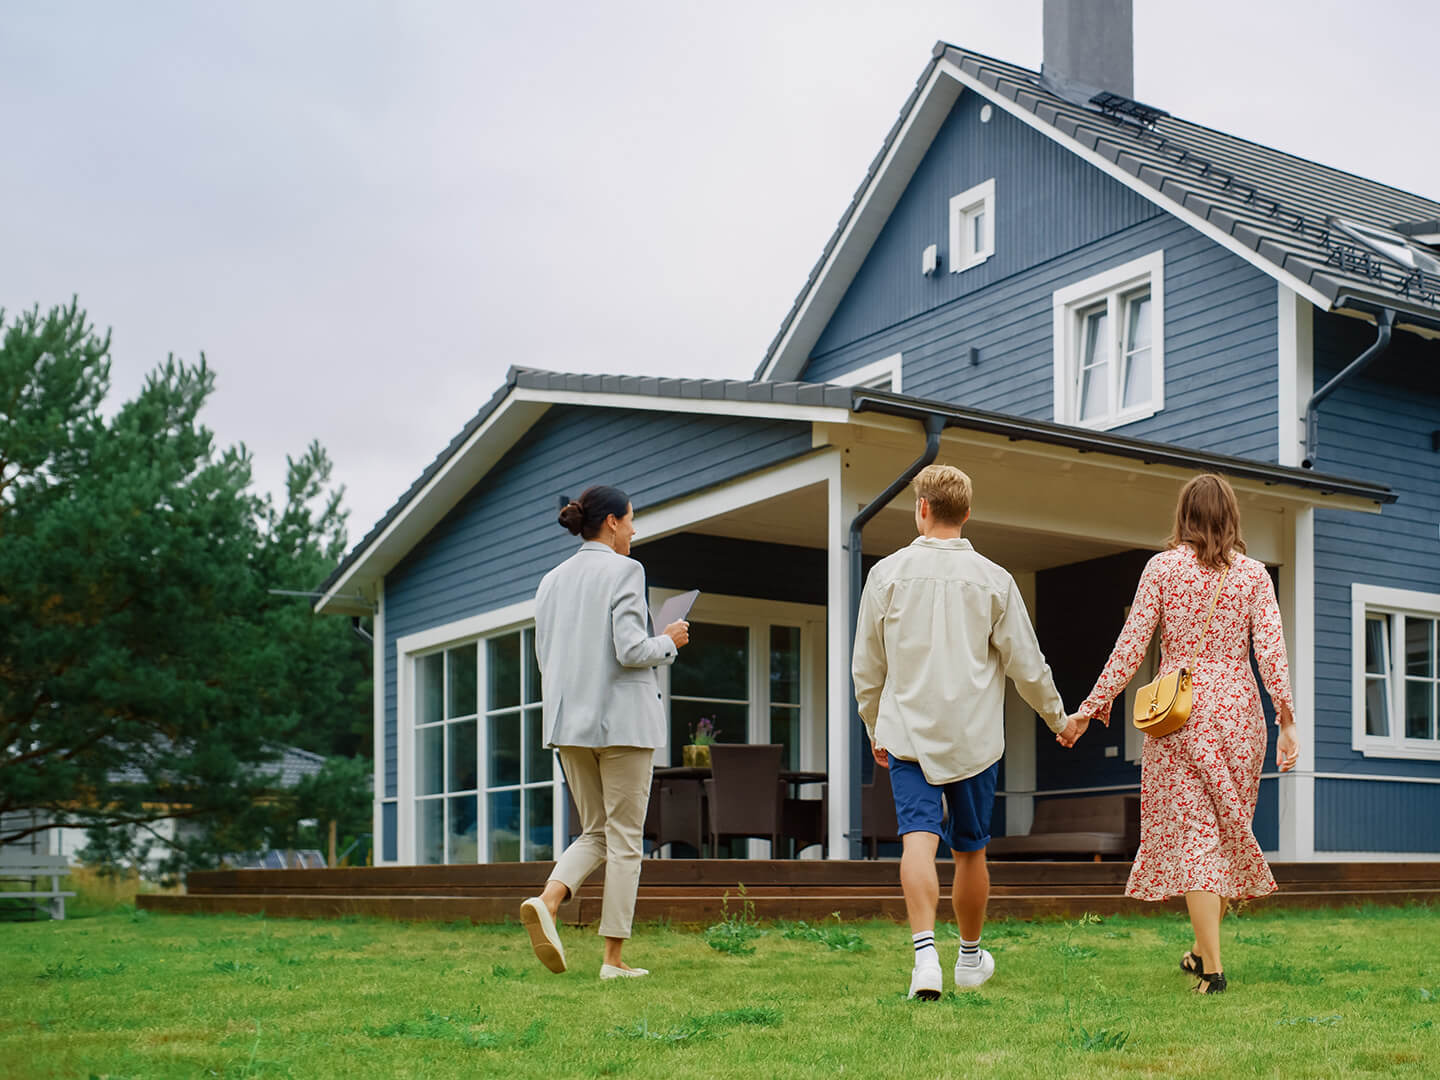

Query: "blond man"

xmin=853 ymin=464 xmax=1068 ymax=999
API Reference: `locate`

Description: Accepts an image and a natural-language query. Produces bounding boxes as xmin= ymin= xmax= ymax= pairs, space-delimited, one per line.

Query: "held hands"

xmin=664 ymin=620 xmax=691 ymax=649
xmin=1056 ymin=712 xmax=1092 ymax=749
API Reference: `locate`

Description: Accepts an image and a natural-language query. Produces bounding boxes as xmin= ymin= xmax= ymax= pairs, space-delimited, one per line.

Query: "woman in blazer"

xmin=1059 ymin=474 xmax=1300 ymax=994
xmin=520 ymin=485 xmax=689 ymax=980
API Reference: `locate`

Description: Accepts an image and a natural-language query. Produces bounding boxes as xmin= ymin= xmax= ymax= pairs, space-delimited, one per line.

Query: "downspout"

xmin=1301 ymin=307 xmax=1395 ymax=469
xmin=846 ymin=413 xmax=946 ymax=858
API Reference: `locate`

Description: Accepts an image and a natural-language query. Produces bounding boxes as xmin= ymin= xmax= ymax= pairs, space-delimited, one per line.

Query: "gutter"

xmin=845 ymin=414 xmax=946 ymax=858
xmin=1302 ymin=307 xmax=1395 ymax=470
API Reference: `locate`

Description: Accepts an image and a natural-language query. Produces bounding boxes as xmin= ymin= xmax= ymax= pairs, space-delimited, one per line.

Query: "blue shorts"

xmin=887 ymin=758 xmax=999 ymax=853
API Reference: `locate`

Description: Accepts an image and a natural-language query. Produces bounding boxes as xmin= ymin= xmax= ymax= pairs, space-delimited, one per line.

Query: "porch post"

xmin=1276 ymin=505 xmax=1316 ymax=860
xmin=825 ymin=450 xmax=853 ymax=859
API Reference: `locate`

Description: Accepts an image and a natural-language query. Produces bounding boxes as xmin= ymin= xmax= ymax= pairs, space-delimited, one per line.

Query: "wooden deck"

xmin=137 ymin=859 xmax=1440 ymax=924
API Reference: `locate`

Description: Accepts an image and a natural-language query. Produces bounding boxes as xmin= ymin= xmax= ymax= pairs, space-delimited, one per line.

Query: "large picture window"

xmin=1352 ymin=585 xmax=1440 ymax=760
xmin=410 ymin=627 xmax=555 ymax=863
xmin=1052 ymin=251 xmax=1165 ymax=430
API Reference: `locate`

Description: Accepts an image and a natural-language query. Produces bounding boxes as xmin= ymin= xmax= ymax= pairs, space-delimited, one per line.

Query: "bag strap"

xmin=1187 ymin=563 xmax=1230 ymax=671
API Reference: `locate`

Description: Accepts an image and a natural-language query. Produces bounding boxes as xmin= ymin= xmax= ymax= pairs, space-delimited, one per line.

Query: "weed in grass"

xmin=696 ymin=1006 xmax=783 ymax=1029
xmin=1252 ymin=960 xmax=1326 ymax=985
xmin=212 ymin=960 xmax=259 ymax=975
xmin=516 ymin=1019 xmax=547 ymax=1048
xmin=38 ymin=959 xmax=126 ymax=980
xmin=779 ymin=915 xmax=870 ymax=952
xmin=1055 ymin=944 xmax=1098 ymax=960
xmin=363 ymin=1009 xmax=504 ymax=1049
xmin=1415 ymin=986 xmax=1435 ymax=1002
xmin=1276 ymin=1014 xmax=1343 ymax=1026
xmin=1066 ymin=1025 xmax=1130 ymax=1051
xmin=1236 ymin=930 xmax=1280 ymax=946
xmin=608 ymin=1018 xmax=713 ymax=1045
xmin=1102 ymin=930 xmax=1131 ymax=939
xmin=1414 ymin=1019 xmax=1434 ymax=1031
xmin=490 ymin=963 xmax=528 ymax=980
xmin=703 ymin=886 xmax=764 ymax=956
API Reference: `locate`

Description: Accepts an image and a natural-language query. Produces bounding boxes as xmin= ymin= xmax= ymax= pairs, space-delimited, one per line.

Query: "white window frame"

xmin=1052 ymin=251 xmax=1165 ymax=431
xmin=396 ymin=601 xmax=569 ymax=865
xmin=832 ymin=353 xmax=902 ymax=393
xmin=948 ymin=179 xmax=995 ymax=273
xmin=1351 ymin=583 xmax=1440 ymax=761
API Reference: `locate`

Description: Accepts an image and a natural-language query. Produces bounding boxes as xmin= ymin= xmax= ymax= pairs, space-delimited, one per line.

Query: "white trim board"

xmin=395 ymin=599 xmax=537 ymax=658
xmin=831 ymin=354 xmax=903 ymax=392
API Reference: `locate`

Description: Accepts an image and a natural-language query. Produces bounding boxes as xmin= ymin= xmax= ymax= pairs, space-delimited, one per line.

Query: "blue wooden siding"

xmin=800 ymin=94 xmax=1281 ymax=463
xmin=1315 ymin=778 xmax=1440 ymax=851
xmin=1310 ymin=311 xmax=1440 ymax=782
xmin=378 ymin=405 xmax=815 ymax=802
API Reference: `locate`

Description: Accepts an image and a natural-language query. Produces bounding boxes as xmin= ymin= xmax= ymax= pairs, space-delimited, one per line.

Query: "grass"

xmin=0 ymin=902 xmax=1436 ymax=1078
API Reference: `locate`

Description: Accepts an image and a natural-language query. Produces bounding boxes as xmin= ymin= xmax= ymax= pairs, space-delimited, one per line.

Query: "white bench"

xmin=0 ymin=851 xmax=76 ymax=920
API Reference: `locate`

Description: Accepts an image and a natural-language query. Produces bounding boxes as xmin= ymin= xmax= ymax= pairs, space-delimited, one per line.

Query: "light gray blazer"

xmin=534 ymin=540 xmax=677 ymax=749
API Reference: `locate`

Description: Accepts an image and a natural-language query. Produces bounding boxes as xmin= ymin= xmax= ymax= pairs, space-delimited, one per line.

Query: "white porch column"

xmin=372 ymin=582 xmax=386 ymax=863
xmin=826 ymin=448 xmax=855 ymax=859
xmin=1002 ymin=571 xmax=1039 ymax=835
xmin=1276 ymin=505 xmax=1316 ymax=860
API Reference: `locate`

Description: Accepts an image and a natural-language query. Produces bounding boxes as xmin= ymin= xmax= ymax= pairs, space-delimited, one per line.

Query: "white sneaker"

xmin=519 ymin=897 xmax=566 ymax=974
xmin=599 ymin=963 xmax=649 ymax=980
xmin=908 ymin=952 xmax=942 ymax=1000
xmin=953 ymin=948 xmax=995 ymax=989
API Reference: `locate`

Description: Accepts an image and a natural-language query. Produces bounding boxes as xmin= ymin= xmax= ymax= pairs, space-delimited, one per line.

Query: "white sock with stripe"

xmin=959 ymin=935 xmax=982 ymax=967
xmin=912 ymin=930 xmax=937 ymax=963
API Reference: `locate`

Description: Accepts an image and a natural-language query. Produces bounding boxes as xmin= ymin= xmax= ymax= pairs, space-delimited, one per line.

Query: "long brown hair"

xmin=1167 ymin=474 xmax=1245 ymax=570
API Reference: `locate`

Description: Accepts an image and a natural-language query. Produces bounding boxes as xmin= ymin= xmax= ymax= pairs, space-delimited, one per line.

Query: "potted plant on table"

xmin=683 ymin=717 xmax=719 ymax=767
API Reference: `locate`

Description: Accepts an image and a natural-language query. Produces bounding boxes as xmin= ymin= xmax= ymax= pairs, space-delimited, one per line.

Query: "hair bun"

xmin=557 ymin=499 xmax=585 ymax=535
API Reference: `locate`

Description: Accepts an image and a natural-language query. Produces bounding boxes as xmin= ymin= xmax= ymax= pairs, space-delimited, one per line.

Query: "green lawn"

xmin=0 ymin=901 xmax=1435 ymax=1079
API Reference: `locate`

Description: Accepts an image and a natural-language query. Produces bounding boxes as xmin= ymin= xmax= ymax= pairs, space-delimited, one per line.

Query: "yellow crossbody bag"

xmin=1131 ymin=567 xmax=1228 ymax=739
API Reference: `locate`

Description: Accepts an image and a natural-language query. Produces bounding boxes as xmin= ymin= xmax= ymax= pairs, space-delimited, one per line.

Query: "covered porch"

xmin=630 ymin=391 xmax=1387 ymax=862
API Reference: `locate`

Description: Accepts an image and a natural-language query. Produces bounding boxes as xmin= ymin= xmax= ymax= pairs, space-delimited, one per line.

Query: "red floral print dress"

xmin=1078 ymin=545 xmax=1293 ymax=901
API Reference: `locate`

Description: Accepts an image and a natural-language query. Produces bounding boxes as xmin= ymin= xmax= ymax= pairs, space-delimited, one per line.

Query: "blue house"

xmin=316 ymin=7 xmax=1440 ymax=868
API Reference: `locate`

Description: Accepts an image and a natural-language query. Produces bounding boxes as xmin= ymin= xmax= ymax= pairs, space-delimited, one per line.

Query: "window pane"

xmin=1365 ymin=676 xmax=1390 ymax=737
xmin=524 ymin=707 xmax=551 ymax=783
xmin=416 ymin=799 xmax=443 ymax=865
xmin=1126 ymin=292 xmax=1152 ymax=351
xmin=447 ymin=720 xmax=477 ymax=793
xmin=971 ymin=209 xmax=986 ymax=254
xmin=488 ymin=789 xmax=521 ymax=862
xmin=487 ymin=633 xmax=521 ymax=711
xmin=1405 ymin=618 xmax=1434 ymax=677
xmin=524 ymin=786 xmax=554 ymax=862
xmin=771 ymin=705 xmax=801 ymax=771
xmin=447 ymin=644 xmax=477 ymax=718
xmin=1405 ymin=680 xmax=1435 ymax=740
xmin=1078 ymin=309 xmax=1109 ymax=420
xmin=523 ymin=628 xmax=542 ymax=705
xmin=417 ymin=653 xmax=444 ymax=726
xmin=489 ymin=712 xmax=521 ymax=788
xmin=1365 ymin=615 xmax=1389 ymax=675
xmin=670 ymin=700 xmax=749 ymax=758
xmin=669 ymin=622 xmax=748 ymax=699
xmin=770 ymin=625 xmax=801 ymax=705
xmin=447 ymin=795 xmax=477 ymax=864
xmin=417 ymin=725 xmax=444 ymax=796
xmin=1122 ymin=348 xmax=1151 ymax=408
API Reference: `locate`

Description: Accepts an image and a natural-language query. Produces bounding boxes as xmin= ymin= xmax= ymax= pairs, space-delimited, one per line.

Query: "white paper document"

xmin=651 ymin=589 xmax=699 ymax=632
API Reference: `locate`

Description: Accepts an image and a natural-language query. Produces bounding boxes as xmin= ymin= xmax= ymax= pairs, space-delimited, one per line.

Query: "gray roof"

xmin=314 ymin=366 xmax=1393 ymax=603
xmin=758 ymin=42 xmax=1440 ymax=379
xmin=110 ymin=745 xmax=328 ymax=790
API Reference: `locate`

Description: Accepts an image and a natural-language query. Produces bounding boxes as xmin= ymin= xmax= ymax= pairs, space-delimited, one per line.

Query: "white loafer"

xmin=599 ymin=964 xmax=649 ymax=980
xmin=953 ymin=948 xmax=995 ymax=989
xmin=519 ymin=897 xmax=566 ymax=974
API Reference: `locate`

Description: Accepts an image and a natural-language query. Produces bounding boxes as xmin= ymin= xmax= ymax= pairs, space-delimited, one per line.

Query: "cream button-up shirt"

xmin=852 ymin=536 xmax=1066 ymax=785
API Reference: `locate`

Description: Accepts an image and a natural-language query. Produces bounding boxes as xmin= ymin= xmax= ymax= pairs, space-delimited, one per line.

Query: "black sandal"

xmin=1193 ymin=971 xmax=1227 ymax=994
xmin=1180 ymin=951 xmax=1203 ymax=975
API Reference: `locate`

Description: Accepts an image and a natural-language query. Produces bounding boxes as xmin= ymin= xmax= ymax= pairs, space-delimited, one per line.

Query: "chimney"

xmin=1042 ymin=0 xmax=1134 ymax=100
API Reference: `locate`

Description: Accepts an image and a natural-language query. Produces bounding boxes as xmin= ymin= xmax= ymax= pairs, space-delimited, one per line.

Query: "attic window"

xmin=949 ymin=179 xmax=995 ymax=273
xmin=1331 ymin=217 xmax=1440 ymax=276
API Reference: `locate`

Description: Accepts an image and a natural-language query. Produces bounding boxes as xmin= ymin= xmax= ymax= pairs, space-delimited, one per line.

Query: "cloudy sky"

xmin=3 ymin=0 xmax=1435 ymax=552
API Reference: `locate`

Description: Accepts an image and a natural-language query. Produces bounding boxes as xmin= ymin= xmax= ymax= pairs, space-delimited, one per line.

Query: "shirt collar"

xmin=579 ymin=540 xmax=614 ymax=554
xmin=910 ymin=535 xmax=973 ymax=551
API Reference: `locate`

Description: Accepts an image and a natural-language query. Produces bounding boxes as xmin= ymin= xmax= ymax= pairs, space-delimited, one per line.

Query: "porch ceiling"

xmin=685 ymin=481 xmax=1135 ymax=573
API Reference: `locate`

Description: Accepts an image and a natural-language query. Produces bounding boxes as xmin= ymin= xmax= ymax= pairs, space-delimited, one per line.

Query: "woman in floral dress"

xmin=1058 ymin=474 xmax=1300 ymax=994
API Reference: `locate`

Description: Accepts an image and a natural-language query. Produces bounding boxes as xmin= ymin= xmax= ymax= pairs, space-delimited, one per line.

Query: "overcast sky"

xmin=3 ymin=0 xmax=1435 ymax=554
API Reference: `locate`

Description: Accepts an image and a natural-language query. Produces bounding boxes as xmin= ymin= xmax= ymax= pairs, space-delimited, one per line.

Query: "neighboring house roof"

xmin=758 ymin=42 xmax=1440 ymax=382
xmin=110 ymin=745 xmax=327 ymax=790
xmin=313 ymin=364 xmax=1393 ymax=614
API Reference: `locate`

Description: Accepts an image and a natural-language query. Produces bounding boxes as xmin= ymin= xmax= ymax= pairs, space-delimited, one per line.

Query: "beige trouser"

xmin=550 ymin=745 xmax=653 ymax=939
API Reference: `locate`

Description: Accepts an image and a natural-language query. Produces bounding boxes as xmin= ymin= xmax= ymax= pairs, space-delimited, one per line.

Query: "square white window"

xmin=1052 ymin=251 xmax=1165 ymax=430
xmin=948 ymin=179 xmax=995 ymax=273
xmin=1352 ymin=585 xmax=1440 ymax=760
